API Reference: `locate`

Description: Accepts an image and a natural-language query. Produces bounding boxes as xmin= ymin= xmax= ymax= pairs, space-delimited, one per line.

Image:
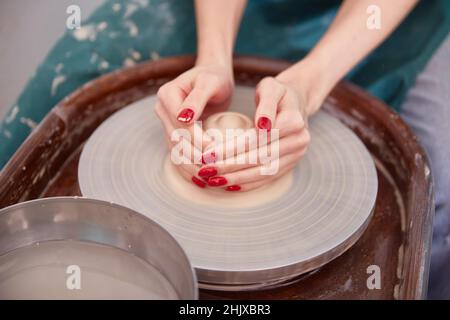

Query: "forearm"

xmin=195 ymin=0 xmax=247 ymax=68
xmin=278 ymin=0 xmax=419 ymax=115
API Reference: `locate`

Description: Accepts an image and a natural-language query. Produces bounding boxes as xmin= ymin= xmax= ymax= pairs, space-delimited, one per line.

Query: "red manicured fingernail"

xmin=198 ymin=167 xmax=218 ymax=179
xmin=177 ymin=108 xmax=195 ymax=123
xmin=257 ymin=116 xmax=272 ymax=131
xmin=226 ymin=185 xmax=241 ymax=192
xmin=202 ymin=152 xmax=216 ymax=164
xmin=192 ymin=176 xmax=206 ymax=188
xmin=208 ymin=176 xmax=228 ymax=187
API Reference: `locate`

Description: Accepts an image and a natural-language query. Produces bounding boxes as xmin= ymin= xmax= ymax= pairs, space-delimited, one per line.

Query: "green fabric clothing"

xmin=1 ymin=0 xmax=449 ymax=168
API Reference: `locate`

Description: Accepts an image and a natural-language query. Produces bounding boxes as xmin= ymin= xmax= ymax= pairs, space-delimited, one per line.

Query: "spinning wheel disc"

xmin=78 ymin=86 xmax=377 ymax=290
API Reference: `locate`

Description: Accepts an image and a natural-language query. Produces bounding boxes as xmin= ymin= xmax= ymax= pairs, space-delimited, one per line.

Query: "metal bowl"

xmin=0 ymin=197 xmax=198 ymax=299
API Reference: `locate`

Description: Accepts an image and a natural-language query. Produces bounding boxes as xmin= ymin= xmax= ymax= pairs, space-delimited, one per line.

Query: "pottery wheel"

xmin=78 ymin=86 xmax=378 ymax=290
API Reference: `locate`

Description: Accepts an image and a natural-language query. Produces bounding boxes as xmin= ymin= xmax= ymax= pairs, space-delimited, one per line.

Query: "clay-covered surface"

xmin=0 ymin=56 xmax=434 ymax=299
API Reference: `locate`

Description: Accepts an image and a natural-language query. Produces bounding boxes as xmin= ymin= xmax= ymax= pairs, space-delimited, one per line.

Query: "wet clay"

xmin=165 ymin=111 xmax=294 ymax=209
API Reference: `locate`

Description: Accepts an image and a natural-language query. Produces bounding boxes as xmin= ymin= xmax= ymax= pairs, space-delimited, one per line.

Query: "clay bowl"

xmin=0 ymin=56 xmax=434 ymax=299
xmin=0 ymin=197 xmax=198 ymax=299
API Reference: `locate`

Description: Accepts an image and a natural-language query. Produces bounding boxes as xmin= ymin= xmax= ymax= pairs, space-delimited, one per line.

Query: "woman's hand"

xmin=197 ymin=72 xmax=323 ymax=191
xmin=155 ymin=63 xmax=234 ymax=185
xmin=154 ymin=0 xmax=246 ymax=188
xmin=156 ymin=64 xmax=234 ymax=127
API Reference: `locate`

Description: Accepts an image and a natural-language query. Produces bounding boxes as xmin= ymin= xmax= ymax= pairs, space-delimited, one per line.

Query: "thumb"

xmin=254 ymin=78 xmax=286 ymax=131
xmin=176 ymin=73 xmax=227 ymax=124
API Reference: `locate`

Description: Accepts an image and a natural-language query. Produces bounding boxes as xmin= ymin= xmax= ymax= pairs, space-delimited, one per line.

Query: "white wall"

xmin=0 ymin=0 xmax=103 ymax=119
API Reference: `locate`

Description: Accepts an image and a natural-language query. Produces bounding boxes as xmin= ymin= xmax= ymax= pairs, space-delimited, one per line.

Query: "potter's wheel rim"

xmin=195 ymin=207 xmax=373 ymax=288
xmin=78 ymin=86 xmax=378 ymax=290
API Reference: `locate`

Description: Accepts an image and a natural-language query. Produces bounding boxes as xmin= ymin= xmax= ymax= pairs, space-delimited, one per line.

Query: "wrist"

xmin=196 ymin=36 xmax=233 ymax=70
xmin=276 ymin=57 xmax=334 ymax=117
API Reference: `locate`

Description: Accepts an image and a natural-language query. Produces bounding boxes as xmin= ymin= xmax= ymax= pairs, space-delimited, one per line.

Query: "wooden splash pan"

xmin=0 ymin=56 xmax=434 ymax=299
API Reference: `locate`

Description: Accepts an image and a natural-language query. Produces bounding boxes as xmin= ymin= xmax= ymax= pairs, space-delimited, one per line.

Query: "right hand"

xmin=155 ymin=64 xmax=234 ymax=186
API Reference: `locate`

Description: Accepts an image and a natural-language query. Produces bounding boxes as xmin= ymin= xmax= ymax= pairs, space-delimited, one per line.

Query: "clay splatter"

xmin=424 ymin=164 xmax=431 ymax=179
xmin=393 ymin=284 xmax=400 ymax=300
xmin=374 ymin=157 xmax=406 ymax=232
xmin=133 ymin=0 xmax=149 ymax=7
xmin=341 ymin=277 xmax=352 ymax=291
xmin=123 ymin=0 xmax=149 ymax=17
xmin=124 ymin=3 xmax=139 ymax=18
xmin=112 ymin=3 xmax=121 ymax=12
xmin=98 ymin=60 xmax=110 ymax=70
xmin=150 ymin=51 xmax=160 ymax=61
xmin=123 ymin=58 xmax=136 ymax=67
xmin=96 ymin=22 xmax=108 ymax=32
xmin=51 ymin=75 xmax=67 ymax=96
xmin=73 ymin=24 xmax=97 ymax=41
xmin=90 ymin=52 xmax=99 ymax=64
xmin=157 ymin=2 xmax=176 ymax=27
xmin=124 ymin=20 xmax=139 ymax=37
xmin=55 ymin=63 xmax=64 ymax=73
xmin=129 ymin=49 xmax=141 ymax=61
xmin=20 ymin=117 xmax=38 ymax=131
xmin=5 ymin=105 xmax=19 ymax=124
xmin=3 ymin=130 xmax=12 ymax=139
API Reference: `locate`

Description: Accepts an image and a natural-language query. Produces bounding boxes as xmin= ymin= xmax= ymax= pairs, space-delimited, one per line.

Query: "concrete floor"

xmin=0 ymin=0 xmax=103 ymax=119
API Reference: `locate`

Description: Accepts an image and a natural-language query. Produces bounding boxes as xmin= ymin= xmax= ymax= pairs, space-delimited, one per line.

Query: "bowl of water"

xmin=0 ymin=197 xmax=198 ymax=299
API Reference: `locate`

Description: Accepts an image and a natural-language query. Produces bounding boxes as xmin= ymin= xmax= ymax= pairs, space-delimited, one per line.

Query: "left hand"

xmin=197 ymin=76 xmax=317 ymax=191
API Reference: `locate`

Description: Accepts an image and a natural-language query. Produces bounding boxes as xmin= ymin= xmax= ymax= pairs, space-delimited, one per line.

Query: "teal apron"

xmin=1 ymin=0 xmax=449 ymax=168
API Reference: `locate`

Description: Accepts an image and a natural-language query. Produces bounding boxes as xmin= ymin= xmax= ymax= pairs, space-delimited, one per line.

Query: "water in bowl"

xmin=0 ymin=240 xmax=178 ymax=299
